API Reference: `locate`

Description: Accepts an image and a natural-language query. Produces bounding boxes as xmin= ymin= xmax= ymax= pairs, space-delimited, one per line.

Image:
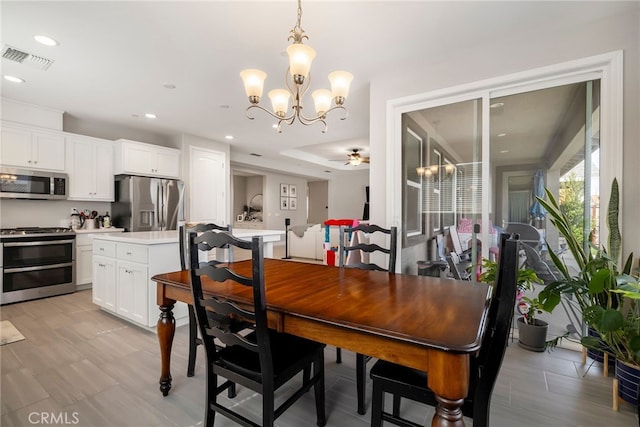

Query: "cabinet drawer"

xmin=117 ymin=243 xmax=148 ymax=264
xmin=93 ymin=240 xmax=116 ymax=258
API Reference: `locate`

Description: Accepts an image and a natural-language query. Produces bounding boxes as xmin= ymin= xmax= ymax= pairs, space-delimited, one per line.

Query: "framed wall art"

xmin=280 ymin=197 xmax=289 ymax=210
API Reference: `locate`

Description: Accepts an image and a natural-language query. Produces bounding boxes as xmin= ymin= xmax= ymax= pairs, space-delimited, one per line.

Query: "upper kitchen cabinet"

xmin=114 ymin=139 xmax=181 ymax=179
xmin=66 ymin=134 xmax=114 ymax=201
xmin=0 ymin=122 xmax=65 ymax=171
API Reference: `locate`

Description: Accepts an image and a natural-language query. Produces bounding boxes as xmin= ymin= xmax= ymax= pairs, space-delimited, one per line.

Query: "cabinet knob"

xmin=126 ymin=251 xmax=132 ymax=255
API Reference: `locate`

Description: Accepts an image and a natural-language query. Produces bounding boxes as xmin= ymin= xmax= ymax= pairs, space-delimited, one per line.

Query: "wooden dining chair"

xmin=337 ymin=223 xmax=398 ymax=415
xmin=179 ymin=222 xmax=233 ymax=377
xmin=369 ymin=233 xmax=519 ymax=427
xmin=188 ymin=229 xmax=326 ymax=427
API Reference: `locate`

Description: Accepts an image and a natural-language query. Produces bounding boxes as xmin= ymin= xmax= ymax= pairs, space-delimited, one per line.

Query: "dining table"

xmin=152 ymin=259 xmax=492 ymax=427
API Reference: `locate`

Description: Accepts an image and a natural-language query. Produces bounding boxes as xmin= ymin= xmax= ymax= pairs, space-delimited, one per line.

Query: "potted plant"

xmin=479 ymin=258 xmax=553 ymax=351
xmin=537 ymin=178 xmax=640 ymax=406
xmin=517 ymin=296 xmax=552 ymax=352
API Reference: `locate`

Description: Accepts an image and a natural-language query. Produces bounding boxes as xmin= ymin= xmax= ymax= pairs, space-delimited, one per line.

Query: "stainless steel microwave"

xmin=0 ymin=168 xmax=68 ymax=200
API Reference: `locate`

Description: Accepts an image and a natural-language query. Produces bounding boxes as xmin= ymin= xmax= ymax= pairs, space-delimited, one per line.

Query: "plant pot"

xmin=586 ymin=327 xmax=615 ymax=366
xmin=517 ymin=317 xmax=548 ymax=352
xmin=615 ymin=359 xmax=640 ymax=406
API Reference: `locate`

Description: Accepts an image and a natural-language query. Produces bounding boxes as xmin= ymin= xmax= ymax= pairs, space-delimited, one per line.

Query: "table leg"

xmin=158 ymin=301 xmax=176 ymax=396
xmin=428 ymin=352 xmax=469 ymax=427
xmin=263 ymin=242 xmax=274 ymax=258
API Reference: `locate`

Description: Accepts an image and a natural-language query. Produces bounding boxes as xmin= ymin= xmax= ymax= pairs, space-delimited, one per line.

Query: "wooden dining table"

xmin=152 ymin=259 xmax=492 ymax=427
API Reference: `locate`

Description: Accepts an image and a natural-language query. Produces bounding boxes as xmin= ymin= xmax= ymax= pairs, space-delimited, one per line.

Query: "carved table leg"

xmin=158 ymin=302 xmax=176 ymax=396
xmin=428 ymin=352 xmax=469 ymax=427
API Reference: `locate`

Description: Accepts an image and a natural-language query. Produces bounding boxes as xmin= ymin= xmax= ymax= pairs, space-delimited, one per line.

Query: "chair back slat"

xmin=338 ymin=223 xmax=397 ymax=272
xmin=180 ymin=222 xmax=233 ymax=270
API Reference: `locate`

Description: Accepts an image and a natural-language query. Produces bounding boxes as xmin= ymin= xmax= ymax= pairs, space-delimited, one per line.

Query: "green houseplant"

xmin=537 ymin=178 xmax=640 ymax=404
xmin=479 ymin=258 xmax=552 ymax=351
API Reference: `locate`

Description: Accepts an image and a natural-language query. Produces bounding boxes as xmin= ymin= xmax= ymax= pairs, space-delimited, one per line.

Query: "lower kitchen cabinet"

xmin=76 ymin=229 xmax=124 ymax=290
xmin=91 ymin=234 xmax=187 ymax=330
xmin=93 ymin=255 xmax=116 ymax=312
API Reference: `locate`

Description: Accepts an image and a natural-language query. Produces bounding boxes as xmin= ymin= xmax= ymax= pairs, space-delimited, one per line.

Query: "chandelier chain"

xmin=288 ymin=0 xmax=308 ymax=44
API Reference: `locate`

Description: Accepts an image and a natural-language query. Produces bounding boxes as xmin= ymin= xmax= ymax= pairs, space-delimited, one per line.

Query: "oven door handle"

xmin=3 ymin=262 xmax=74 ymax=273
xmin=3 ymin=239 xmax=74 ymax=247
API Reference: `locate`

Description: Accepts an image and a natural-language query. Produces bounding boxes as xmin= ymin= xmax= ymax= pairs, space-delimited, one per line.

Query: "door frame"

xmin=387 ymin=51 xmax=623 ymax=269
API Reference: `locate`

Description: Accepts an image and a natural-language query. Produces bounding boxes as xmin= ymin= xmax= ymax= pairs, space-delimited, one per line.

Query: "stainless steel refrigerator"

xmin=111 ymin=175 xmax=185 ymax=231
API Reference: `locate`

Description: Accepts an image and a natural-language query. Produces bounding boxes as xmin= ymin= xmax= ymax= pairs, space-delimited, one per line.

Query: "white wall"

xmin=0 ymin=199 xmax=110 ymax=228
xmin=328 ymin=169 xmax=369 ymax=221
xmin=369 ymin=10 xmax=640 ymax=260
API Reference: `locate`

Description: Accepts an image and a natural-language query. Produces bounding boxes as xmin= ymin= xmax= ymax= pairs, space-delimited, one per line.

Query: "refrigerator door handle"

xmin=157 ymin=181 xmax=162 ymax=230
xmin=161 ymin=180 xmax=168 ymax=230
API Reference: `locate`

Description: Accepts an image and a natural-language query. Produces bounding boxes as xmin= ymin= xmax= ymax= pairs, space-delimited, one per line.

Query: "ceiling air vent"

xmin=2 ymin=45 xmax=54 ymax=70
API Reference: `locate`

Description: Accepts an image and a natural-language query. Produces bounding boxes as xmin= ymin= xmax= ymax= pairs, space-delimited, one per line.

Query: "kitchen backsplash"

xmin=0 ymin=199 xmax=111 ymax=228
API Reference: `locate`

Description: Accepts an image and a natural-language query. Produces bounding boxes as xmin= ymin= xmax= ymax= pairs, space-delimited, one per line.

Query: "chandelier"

xmin=240 ymin=0 xmax=353 ymax=133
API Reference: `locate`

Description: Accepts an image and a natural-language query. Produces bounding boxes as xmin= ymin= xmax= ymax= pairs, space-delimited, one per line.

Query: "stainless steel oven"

xmin=1 ymin=228 xmax=76 ymax=305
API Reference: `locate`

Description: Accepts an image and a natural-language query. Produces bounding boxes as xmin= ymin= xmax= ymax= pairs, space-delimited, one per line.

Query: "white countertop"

xmin=91 ymin=229 xmax=284 ymax=245
xmin=74 ymin=227 xmax=125 ymax=234
xmin=92 ymin=230 xmax=179 ymax=244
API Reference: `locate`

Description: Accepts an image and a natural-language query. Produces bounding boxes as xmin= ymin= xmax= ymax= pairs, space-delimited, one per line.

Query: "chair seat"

xmin=217 ymin=330 xmax=325 ymax=384
xmin=370 ymin=360 xmax=427 ymax=389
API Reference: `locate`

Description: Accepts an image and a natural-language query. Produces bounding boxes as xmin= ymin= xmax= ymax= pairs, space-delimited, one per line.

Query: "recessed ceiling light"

xmin=144 ymin=113 xmax=157 ymax=119
xmin=490 ymin=102 xmax=504 ymax=108
xmin=225 ymin=135 xmax=234 ymax=140
xmin=34 ymin=35 xmax=59 ymax=46
xmin=500 ymin=150 xmax=509 ymax=154
xmin=3 ymin=75 xmax=25 ymax=83
xmin=497 ymin=133 xmax=507 ymax=137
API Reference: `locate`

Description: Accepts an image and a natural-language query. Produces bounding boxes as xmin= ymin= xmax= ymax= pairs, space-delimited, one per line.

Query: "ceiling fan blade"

xmin=363 ymin=158 xmax=370 ymax=163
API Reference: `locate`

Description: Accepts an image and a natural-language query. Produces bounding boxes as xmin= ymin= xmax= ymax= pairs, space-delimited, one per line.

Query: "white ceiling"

xmin=1 ymin=1 xmax=635 ymax=179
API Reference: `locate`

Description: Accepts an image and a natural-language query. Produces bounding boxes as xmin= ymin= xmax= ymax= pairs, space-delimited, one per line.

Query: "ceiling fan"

xmin=342 ymin=148 xmax=370 ymax=166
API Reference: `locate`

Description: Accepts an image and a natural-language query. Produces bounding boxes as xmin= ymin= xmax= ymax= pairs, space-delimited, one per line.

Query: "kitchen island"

xmin=92 ymin=231 xmax=188 ymax=330
xmin=91 ymin=229 xmax=284 ymax=330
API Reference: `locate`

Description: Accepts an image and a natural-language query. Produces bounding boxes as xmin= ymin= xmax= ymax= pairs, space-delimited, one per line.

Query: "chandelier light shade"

xmin=240 ymin=0 xmax=352 ymax=133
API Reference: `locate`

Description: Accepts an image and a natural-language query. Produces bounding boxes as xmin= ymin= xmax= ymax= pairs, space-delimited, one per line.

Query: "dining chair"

xmin=369 ymin=233 xmax=519 ymax=427
xmin=188 ymin=229 xmax=326 ymax=427
xmin=337 ymin=223 xmax=398 ymax=415
xmin=179 ymin=222 xmax=233 ymax=378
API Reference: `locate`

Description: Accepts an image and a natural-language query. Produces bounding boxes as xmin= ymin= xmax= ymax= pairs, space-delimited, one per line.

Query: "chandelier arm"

xmin=245 ymin=104 xmax=295 ymax=122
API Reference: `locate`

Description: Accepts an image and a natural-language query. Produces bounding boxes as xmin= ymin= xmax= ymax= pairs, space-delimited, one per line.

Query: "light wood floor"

xmin=1 ymin=276 xmax=638 ymax=426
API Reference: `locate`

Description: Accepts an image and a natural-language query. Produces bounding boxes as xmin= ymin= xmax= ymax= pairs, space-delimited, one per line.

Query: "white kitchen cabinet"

xmin=92 ymin=255 xmax=116 ymax=312
xmin=116 ymin=259 xmax=148 ymax=325
xmin=91 ymin=232 xmax=187 ymax=330
xmin=66 ymin=134 xmax=114 ymax=201
xmin=0 ymin=122 xmax=65 ymax=171
xmin=114 ymin=139 xmax=181 ymax=179
xmin=76 ymin=229 xmax=124 ymax=288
